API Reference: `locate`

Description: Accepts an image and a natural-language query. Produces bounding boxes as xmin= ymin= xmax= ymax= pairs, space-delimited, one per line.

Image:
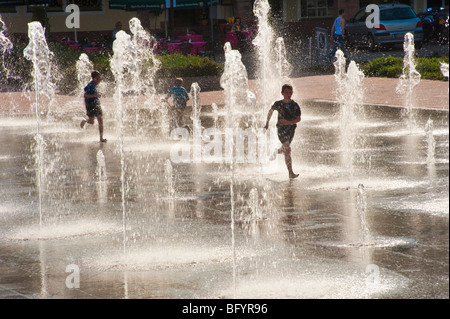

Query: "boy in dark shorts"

xmin=264 ymin=84 xmax=301 ymax=179
xmin=80 ymin=71 xmax=107 ymax=143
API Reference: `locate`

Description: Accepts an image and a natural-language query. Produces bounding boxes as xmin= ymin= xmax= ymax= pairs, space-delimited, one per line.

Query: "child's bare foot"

xmin=269 ymin=148 xmax=279 ymax=161
xmin=100 ymin=138 xmax=107 ymax=143
xmin=289 ymin=172 xmax=299 ymax=179
xmin=80 ymin=119 xmax=86 ymax=128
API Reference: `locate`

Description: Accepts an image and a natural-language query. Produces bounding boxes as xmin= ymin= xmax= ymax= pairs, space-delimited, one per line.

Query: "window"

xmin=46 ymin=0 xmax=64 ymax=12
xmin=353 ymin=9 xmax=368 ymax=22
xmin=380 ymin=7 xmax=416 ymax=20
xmin=301 ymin=0 xmax=333 ymax=18
xmin=27 ymin=0 xmax=103 ymax=12
xmin=68 ymin=0 xmax=102 ymax=11
xmin=0 ymin=0 xmax=19 ymax=13
xmin=0 ymin=5 xmax=18 ymax=13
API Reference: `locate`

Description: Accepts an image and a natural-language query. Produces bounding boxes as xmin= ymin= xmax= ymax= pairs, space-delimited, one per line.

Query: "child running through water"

xmin=165 ymin=77 xmax=190 ymax=129
xmin=80 ymin=70 xmax=107 ymax=143
xmin=264 ymin=84 xmax=301 ymax=179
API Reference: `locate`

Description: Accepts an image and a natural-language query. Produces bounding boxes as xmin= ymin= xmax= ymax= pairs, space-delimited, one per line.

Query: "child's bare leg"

xmin=176 ymin=109 xmax=183 ymax=127
xmin=97 ymin=116 xmax=107 ymax=142
xmin=282 ymin=142 xmax=299 ymax=179
xmin=81 ymin=117 xmax=94 ymax=128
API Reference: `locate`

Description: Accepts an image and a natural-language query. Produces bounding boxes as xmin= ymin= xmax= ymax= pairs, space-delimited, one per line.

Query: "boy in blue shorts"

xmin=80 ymin=71 xmax=107 ymax=143
xmin=264 ymin=84 xmax=301 ymax=179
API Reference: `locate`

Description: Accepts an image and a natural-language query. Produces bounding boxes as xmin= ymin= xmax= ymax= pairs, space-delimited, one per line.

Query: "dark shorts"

xmin=277 ymin=124 xmax=296 ymax=144
xmin=174 ymin=102 xmax=186 ymax=109
xmin=86 ymin=101 xmax=103 ymax=118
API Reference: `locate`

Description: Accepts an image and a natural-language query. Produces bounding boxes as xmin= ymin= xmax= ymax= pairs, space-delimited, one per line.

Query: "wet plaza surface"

xmin=0 ymin=100 xmax=448 ymax=299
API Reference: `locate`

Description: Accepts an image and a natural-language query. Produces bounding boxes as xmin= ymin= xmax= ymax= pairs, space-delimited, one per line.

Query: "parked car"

xmin=345 ymin=4 xmax=424 ymax=51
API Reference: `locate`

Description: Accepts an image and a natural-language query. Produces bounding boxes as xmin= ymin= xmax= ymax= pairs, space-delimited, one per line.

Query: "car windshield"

xmin=380 ymin=8 xmax=417 ymax=20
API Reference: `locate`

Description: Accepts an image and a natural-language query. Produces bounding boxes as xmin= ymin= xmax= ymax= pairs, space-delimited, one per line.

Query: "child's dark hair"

xmin=175 ymin=77 xmax=183 ymax=86
xmin=281 ymin=84 xmax=293 ymax=92
xmin=91 ymin=70 xmax=101 ymax=79
xmin=339 ymin=9 xmax=344 ymax=15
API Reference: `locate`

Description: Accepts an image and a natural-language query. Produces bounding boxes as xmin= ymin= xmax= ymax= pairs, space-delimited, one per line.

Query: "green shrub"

xmin=363 ymin=56 xmax=449 ymax=80
xmin=378 ymin=64 xmax=403 ymax=78
xmin=363 ymin=56 xmax=403 ymax=77
xmin=155 ymin=53 xmax=224 ymax=78
xmin=416 ymin=57 xmax=449 ymax=80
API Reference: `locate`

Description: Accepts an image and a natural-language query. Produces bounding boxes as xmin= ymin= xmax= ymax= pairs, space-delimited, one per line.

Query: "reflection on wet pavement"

xmin=0 ymin=102 xmax=448 ymax=299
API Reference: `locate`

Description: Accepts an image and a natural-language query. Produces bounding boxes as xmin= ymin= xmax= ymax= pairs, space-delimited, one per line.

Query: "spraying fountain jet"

xmin=211 ymin=103 xmax=219 ymax=129
xmin=333 ymin=50 xmax=365 ymax=181
xmin=75 ymin=53 xmax=94 ymax=97
xmin=0 ymin=16 xmax=13 ymax=81
xmin=253 ymin=0 xmax=278 ymax=110
xmin=356 ymin=184 xmax=372 ymax=245
xmin=96 ymin=150 xmax=107 ymax=181
xmin=396 ymin=33 xmax=421 ymax=130
xmin=23 ymin=21 xmax=57 ymax=231
xmin=440 ymin=62 xmax=449 ymax=94
xmin=110 ymin=29 xmax=135 ymax=258
xmin=425 ymin=118 xmax=436 ymax=180
xmin=128 ymin=18 xmax=160 ymax=135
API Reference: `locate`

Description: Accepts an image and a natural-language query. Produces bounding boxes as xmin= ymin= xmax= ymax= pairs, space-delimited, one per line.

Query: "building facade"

xmin=0 ymin=0 xmax=448 ymax=40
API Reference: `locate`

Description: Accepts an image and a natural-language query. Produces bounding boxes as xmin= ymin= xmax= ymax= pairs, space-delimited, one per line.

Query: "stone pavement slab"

xmin=198 ymin=75 xmax=449 ymax=111
xmin=0 ymin=75 xmax=448 ymax=116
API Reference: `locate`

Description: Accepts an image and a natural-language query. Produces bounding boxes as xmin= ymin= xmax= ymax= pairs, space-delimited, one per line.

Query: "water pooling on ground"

xmin=0 ymin=99 xmax=448 ymax=298
xmin=0 ymin=1 xmax=448 ymax=299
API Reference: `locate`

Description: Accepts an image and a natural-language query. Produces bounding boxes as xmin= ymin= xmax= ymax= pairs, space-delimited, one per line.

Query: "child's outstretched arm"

xmin=264 ymin=109 xmax=274 ymax=130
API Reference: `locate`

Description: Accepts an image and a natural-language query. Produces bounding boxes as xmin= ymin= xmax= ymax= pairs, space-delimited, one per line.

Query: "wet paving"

xmin=0 ymin=101 xmax=448 ymax=299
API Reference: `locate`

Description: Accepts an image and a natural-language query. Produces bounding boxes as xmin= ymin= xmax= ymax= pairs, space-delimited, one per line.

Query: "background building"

xmin=0 ymin=0 xmax=448 ymax=42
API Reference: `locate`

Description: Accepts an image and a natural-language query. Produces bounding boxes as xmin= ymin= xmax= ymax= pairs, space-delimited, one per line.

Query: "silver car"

xmin=345 ymin=4 xmax=424 ymax=50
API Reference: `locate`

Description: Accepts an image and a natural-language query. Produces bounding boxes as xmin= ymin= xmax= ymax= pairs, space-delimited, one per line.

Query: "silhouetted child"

xmin=80 ymin=70 xmax=107 ymax=143
xmin=264 ymin=84 xmax=301 ymax=179
xmin=165 ymin=77 xmax=190 ymax=128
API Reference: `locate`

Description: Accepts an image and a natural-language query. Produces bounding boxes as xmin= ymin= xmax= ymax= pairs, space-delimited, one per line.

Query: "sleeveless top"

xmin=334 ymin=17 xmax=343 ymax=35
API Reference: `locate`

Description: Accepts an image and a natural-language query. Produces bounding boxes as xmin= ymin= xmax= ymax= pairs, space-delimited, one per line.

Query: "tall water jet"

xmin=441 ymin=62 xmax=449 ymax=80
xmin=0 ymin=16 xmax=13 ymax=81
xmin=128 ymin=17 xmax=161 ymax=135
xmin=425 ymin=118 xmax=436 ymax=165
xmin=75 ymin=53 xmax=93 ymax=97
xmin=23 ymin=21 xmax=56 ymax=230
xmin=248 ymin=188 xmax=262 ymax=219
xmin=396 ymin=33 xmax=421 ymax=130
xmin=356 ymin=184 xmax=372 ymax=244
xmin=240 ymin=188 xmax=262 ymax=240
xmin=164 ymin=159 xmax=175 ymax=199
xmin=190 ymin=82 xmax=201 ymax=123
xmin=252 ymin=0 xmax=293 ymax=127
xmin=333 ymin=50 xmax=365 ymax=180
xmin=274 ymin=37 xmax=293 ymax=87
xmin=96 ymin=149 xmax=107 ymax=181
xmin=220 ymin=42 xmax=252 ymax=298
xmin=211 ymin=102 xmax=219 ymax=128
xmin=190 ymin=82 xmax=202 ymax=162
xmin=441 ymin=62 xmax=449 ymax=94
xmin=110 ymin=29 xmax=134 ymax=258
xmin=96 ymin=149 xmax=108 ymax=204
xmin=253 ymin=0 xmax=278 ymax=110
xmin=220 ymin=43 xmax=255 ymax=122
xmin=23 ymin=22 xmax=56 ymax=115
